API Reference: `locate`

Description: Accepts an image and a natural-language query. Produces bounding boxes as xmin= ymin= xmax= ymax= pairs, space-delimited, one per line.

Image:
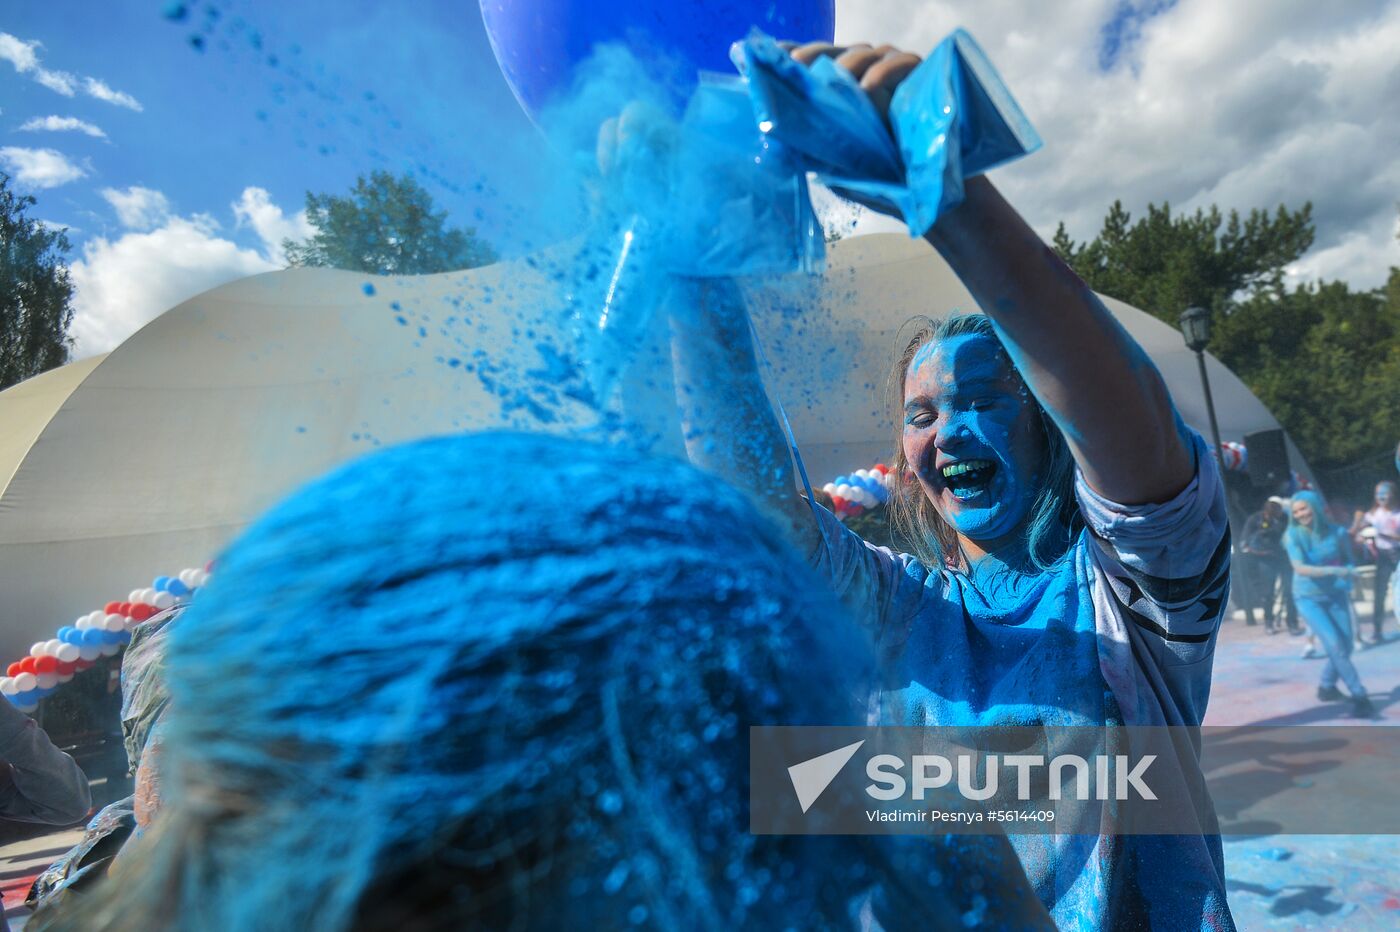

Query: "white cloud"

xmin=101 ymin=186 xmax=173 ymax=230
xmin=33 ymin=68 xmax=78 ymax=96
xmin=0 ymin=33 xmax=39 ymax=72
xmin=834 ymin=0 xmax=1400 ymax=290
xmin=69 ymin=213 xmax=277 ymax=356
xmin=0 ymin=32 xmax=141 ymax=110
xmin=1287 ymin=212 xmax=1400 ymax=288
xmin=19 ymin=115 xmax=106 ymax=139
xmin=0 ymin=32 xmax=76 ymax=96
xmin=0 ymin=146 xmax=86 ymax=188
xmin=82 ymin=77 xmax=142 ymax=112
xmin=232 ymin=187 xmax=312 ymax=263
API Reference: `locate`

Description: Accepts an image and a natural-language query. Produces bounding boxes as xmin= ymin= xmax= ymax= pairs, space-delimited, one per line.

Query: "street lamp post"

xmin=1180 ymin=305 xmax=1224 ymax=464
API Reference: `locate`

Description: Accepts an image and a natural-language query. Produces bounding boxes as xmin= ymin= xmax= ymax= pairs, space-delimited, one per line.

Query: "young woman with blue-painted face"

xmin=1287 ymin=491 xmax=1375 ymax=716
xmin=673 ymin=41 xmax=1235 ymax=930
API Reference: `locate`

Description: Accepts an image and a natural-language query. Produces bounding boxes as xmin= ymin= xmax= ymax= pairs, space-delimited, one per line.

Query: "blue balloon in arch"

xmin=479 ymin=0 xmax=836 ymax=120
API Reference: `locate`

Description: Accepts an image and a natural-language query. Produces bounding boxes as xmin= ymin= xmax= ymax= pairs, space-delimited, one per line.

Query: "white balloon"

xmin=152 ymin=591 xmax=176 ymax=610
xmin=87 ymin=610 xmax=106 ymax=627
xmin=854 ymin=469 xmax=870 ymax=479
xmin=143 ymin=588 xmax=161 ymax=605
xmin=29 ymin=643 xmax=45 ymax=658
xmin=17 ymin=704 xmax=37 ymax=714
xmin=195 ymin=569 xmax=210 ymax=587
xmin=13 ymin=672 xmax=37 ymax=692
xmin=44 ymin=639 xmax=64 ymax=656
xmin=821 ymin=482 xmax=837 ymax=495
xmin=57 ymin=672 xmax=74 ymax=684
xmin=56 ymin=643 xmax=79 ymax=663
xmin=179 ymin=568 xmax=199 ymax=587
xmin=78 ymin=645 xmax=101 ymax=662
xmin=129 ymin=589 xmax=146 ymax=604
xmin=0 ymin=678 xmax=14 ymax=696
xmin=76 ymin=616 xmax=92 ymax=631
xmin=36 ymin=672 xmax=58 ymax=689
xmin=100 ymin=642 xmax=122 ymax=657
xmin=104 ymin=613 xmax=126 ymax=632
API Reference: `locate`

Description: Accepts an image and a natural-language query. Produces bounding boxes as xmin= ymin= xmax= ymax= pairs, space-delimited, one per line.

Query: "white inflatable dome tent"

xmin=0 ymin=233 xmax=1305 ymax=661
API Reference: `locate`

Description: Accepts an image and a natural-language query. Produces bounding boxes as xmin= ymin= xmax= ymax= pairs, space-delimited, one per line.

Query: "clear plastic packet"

xmin=667 ymin=73 xmax=824 ymax=278
xmin=735 ymin=29 xmax=1042 ymax=236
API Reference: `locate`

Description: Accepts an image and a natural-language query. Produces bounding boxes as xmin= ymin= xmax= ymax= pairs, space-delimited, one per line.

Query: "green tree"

xmin=1221 ymin=277 xmax=1400 ymax=472
xmin=1051 ymin=200 xmax=1315 ymax=327
xmin=1056 ymin=199 xmax=1400 ymax=474
xmin=0 ymin=172 xmax=74 ymax=391
xmin=283 ymin=171 xmax=496 ymax=275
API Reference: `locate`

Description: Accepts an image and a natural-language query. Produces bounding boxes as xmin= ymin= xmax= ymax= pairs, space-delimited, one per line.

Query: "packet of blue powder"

xmin=735 ymin=29 xmax=1042 ymax=237
xmin=667 ymin=73 xmax=824 ymax=278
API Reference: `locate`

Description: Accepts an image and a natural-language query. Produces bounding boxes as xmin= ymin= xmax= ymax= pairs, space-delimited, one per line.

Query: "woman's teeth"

xmin=940 ymin=459 xmax=996 ymax=500
xmin=940 ymin=459 xmax=994 ymax=479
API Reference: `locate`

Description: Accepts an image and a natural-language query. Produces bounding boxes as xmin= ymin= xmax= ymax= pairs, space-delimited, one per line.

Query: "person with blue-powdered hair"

xmin=34 ymin=432 xmax=1051 ymax=932
xmin=1285 ymin=490 xmax=1375 ymax=717
xmin=671 ymin=41 xmax=1235 ymax=931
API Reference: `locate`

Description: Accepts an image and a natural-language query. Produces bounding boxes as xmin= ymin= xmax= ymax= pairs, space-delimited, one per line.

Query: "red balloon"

xmin=55 ymin=660 xmax=77 ymax=676
xmin=874 ymin=463 xmax=888 ymax=473
xmin=73 ymin=660 xmax=94 ymax=671
xmin=130 ymin=604 xmax=155 ymax=622
xmin=34 ymin=656 xmax=58 ymax=674
xmin=19 ymin=657 xmax=38 ymax=675
xmin=5 ymin=662 xmax=21 ymax=677
xmin=119 ymin=602 xmax=134 ymax=616
xmin=104 ymin=601 xmax=123 ymax=615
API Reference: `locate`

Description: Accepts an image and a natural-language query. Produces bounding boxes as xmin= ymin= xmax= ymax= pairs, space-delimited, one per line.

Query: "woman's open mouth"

xmin=940 ymin=459 xmax=997 ymax=501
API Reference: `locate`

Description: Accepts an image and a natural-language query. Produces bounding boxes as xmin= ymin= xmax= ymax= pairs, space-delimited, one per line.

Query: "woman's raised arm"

xmin=789 ymin=43 xmax=1194 ymax=506
xmin=923 ymin=176 xmax=1193 ymax=505
xmin=669 ymin=279 xmax=821 ymax=549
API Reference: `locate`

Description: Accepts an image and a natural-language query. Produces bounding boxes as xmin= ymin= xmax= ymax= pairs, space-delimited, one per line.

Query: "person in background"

xmin=1285 ymin=491 xmax=1375 ymax=717
xmin=0 ymin=697 xmax=92 ymax=931
xmin=1241 ymin=497 xmax=1298 ymax=634
xmin=27 ymin=605 xmax=183 ymax=918
xmin=1351 ymin=480 xmax=1400 ymax=644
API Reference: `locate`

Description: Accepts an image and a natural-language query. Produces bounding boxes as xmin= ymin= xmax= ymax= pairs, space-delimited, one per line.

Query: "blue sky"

xmin=3 ymin=1 xmax=535 ymax=249
xmin=3 ymin=1 xmax=562 ymax=354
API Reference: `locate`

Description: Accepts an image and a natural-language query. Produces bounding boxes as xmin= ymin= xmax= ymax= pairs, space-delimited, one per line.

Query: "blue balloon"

xmin=57 ymin=626 xmax=75 ymax=641
xmin=62 ymin=628 xmax=85 ymax=645
xmin=81 ymin=629 xmax=105 ymax=647
xmin=154 ymin=576 xmax=171 ymax=592
xmin=32 ymin=687 xmax=53 ymax=699
xmin=167 ymin=579 xmax=191 ymax=597
xmin=116 ymin=630 xmax=132 ymax=645
xmin=480 ymin=0 xmax=835 ymax=121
